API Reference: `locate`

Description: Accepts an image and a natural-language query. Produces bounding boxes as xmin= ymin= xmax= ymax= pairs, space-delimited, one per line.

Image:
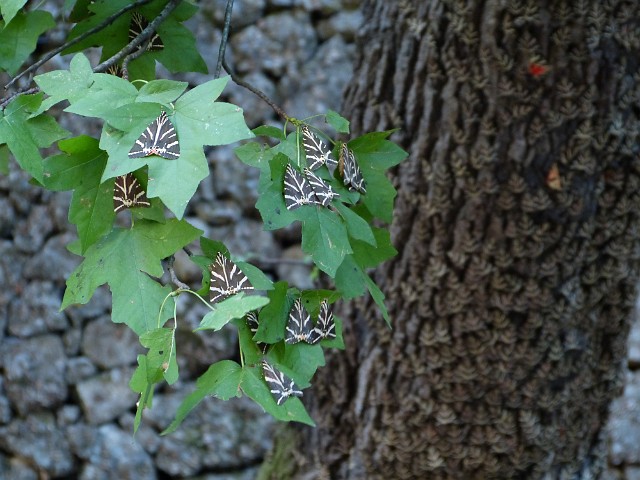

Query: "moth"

xmin=246 ymin=311 xmax=268 ymax=353
xmin=285 ymin=298 xmax=314 ymax=344
xmin=308 ymin=299 xmax=336 ymax=344
xmin=262 ymin=361 xmax=303 ymax=406
xmin=129 ymin=11 xmax=163 ymax=51
xmin=128 ymin=112 xmax=180 ymax=160
xmin=113 ymin=173 xmax=151 ymax=213
xmin=339 ymin=143 xmax=366 ymax=194
xmin=209 ymin=252 xmax=254 ymax=303
xmin=301 ymin=126 xmax=338 ymax=172
xmin=283 ymin=163 xmax=338 ymax=211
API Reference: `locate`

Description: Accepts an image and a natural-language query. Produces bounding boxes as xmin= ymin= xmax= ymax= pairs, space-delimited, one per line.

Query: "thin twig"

xmin=167 ymin=256 xmax=191 ymax=290
xmin=4 ymin=0 xmax=153 ymax=90
xmin=222 ymin=57 xmax=290 ymax=121
xmin=122 ymin=42 xmax=149 ymax=80
xmin=0 ymin=87 xmax=39 ymax=110
xmin=215 ymin=0 xmax=235 ymax=79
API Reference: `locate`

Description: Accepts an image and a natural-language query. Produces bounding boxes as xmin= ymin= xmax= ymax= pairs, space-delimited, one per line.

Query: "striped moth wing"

xmin=304 ymin=168 xmax=339 ymax=207
xmin=262 ymin=361 xmax=303 ymax=406
xmin=302 ymin=126 xmax=338 ymax=172
xmin=308 ymin=299 xmax=336 ymax=344
xmin=113 ymin=173 xmax=151 ymax=213
xmin=246 ymin=311 xmax=268 ymax=353
xmin=283 ymin=164 xmax=319 ymax=210
xmin=209 ymin=252 xmax=254 ymax=303
xmin=128 ymin=112 xmax=180 ymax=160
xmin=285 ymin=298 xmax=314 ymax=344
xmin=339 ymin=143 xmax=366 ymax=194
xmin=129 ymin=12 xmax=164 ymax=51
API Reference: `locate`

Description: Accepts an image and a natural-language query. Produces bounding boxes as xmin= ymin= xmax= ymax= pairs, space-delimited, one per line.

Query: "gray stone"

xmin=0 ymin=394 xmax=12 ymax=425
xmin=195 ymin=199 xmax=243 ymax=226
xmin=0 ymin=196 xmax=16 ymax=238
xmin=23 ymin=231 xmax=79 ymax=281
xmin=145 ymin=391 xmax=273 ymax=472
xmin=607 ymin=371 xmax=640 ymax=465
xmin=156 ymin=436 xmax=203 ymax=477
xmin=317 ymin=9 xmax=363 ymax=41
xmin=81 ymin=316 xmax=140 ymax=369
xmin=628 ymin=310 xmax=640 ymax=367
xmin=76 ymin=368 xmax=137 ymax=425
xmin=58 ymin=404 xmax=82 ymax=426
xmin=49 ymin=190 xmax=72 ymax=232
xmin=0 ymin=453 xmax=39 ymax=480
xmin=8 ymin=281 xmax=69 ymax=337
xmin=1 ymin=335 xmax=67 ymax=415
xmin=281 ymin=35 xmax=355 ymax=120
xmin=185 ymin=470 xmax=260 ymax=480
xmin=13 ymin=205 xmax=55 ymax=253
xmin=63 ymin=326 xmax=83 ymax=355
xmin=66 ymin=356 xmax=98 ymax=385
xmin=225 ymin=71 xmax=279 ymax=128
xmin=299 ymin=0 xmax=343 ymax=12
xmin=208 ymin=0 xmax=266 ymax=28
xmin=627 ymin=467 xmax=640 ymax=480
xmin=77 ymin=424 xmax=156 ymax=480
xmin=209 ymin=219 xmax=280 ymax=262
xmin=275 ymin=245 xmax=315 ymax=290
xmin=210 ymin=145 xmax=260 ymax=210
xmin=118 ymin=412 xmax=162 ymax=454
xmin=64 ymin=284 xmax=112 ymax=322
xmin=0 ymin=412 xmax=74 ymax=477
xmin=232 ymin=11 xmax=317 ymax=77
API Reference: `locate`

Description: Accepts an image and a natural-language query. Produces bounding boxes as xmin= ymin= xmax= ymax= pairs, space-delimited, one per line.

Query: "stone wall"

xmin=0 ymin=1 xmax=638 ymax=479
xmin=0 ymin=1 xmax=358 ymax=478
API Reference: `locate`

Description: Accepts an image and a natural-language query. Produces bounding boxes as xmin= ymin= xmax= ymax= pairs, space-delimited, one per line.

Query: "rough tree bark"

xmin=262 ymin=1 xmax=640 ymax=478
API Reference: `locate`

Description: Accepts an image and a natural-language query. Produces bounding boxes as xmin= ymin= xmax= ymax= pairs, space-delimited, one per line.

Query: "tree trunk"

xmin=263 ymin=1 xmax=640 ymax=478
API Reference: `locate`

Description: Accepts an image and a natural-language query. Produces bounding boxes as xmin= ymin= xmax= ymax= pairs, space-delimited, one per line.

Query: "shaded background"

xmin=0 ymin=1 xmax=638 ymax=478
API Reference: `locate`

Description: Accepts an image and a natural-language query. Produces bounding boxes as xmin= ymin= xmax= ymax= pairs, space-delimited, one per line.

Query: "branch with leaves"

xmin=0 ymin=0 xmax=407 ymax=431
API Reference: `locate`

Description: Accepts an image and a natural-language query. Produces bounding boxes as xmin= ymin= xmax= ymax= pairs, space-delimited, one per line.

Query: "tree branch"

xmin=4 ymin=0 xmax=154 ymax=90
xmin=215 ymin=0 xmax=235 ymax=79
xmin=222 ymin=57 xmax=290 ymax=121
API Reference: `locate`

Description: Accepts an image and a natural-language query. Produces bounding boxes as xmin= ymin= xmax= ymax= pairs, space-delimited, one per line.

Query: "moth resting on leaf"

xmin=113 ymin=173 xmax=151 ymax=213
xmin=262 ymin=360 xmax=303 ymax=406
xmin=209 ymin=252 xmax=254 ymax=303
xmin=283 ymin=163 xmax=338 ymax=210
xmin=285 ymin=298 xmax=336 ymax=345
xmin=128 ymin=112 xmax=180 ymax=160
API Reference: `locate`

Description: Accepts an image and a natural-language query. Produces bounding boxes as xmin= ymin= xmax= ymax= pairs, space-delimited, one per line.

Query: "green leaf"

xmin=325 ymin=110 xmax=350 ymax=134
xmin=63 ymin=0 xmax=131 ymax=55
xmin=334 ymin=255 xmax=366 ymax=299
xmin=130 ymin=355 xmax=157 ymax=433
xmin=136 ymin=80 xmax=188 ymax=106
xmin=0 ymin=10 xmax=54 ymax=74
xmin=62 ymin=219 xmax=202 ymax=335
xmin=252 ymin=125 xmax=286 ymax=140
xmin=350 ymin=131 xmax=407 ymax=169
xmin=34 ymin=53 xmax=95 ymax=115
xmin=0 ymin=144 xmax=9 ymax=175
xmin=0 ymin=94 xmax=69 ymax=182
xmin=241 ymin=365 xmax=314 ymax=426
xmin=365 ymin=275 xmax=390 ymax=326
xmin=235 ymin=142 xmax=274 ymax=171
xmin=361 ymin=167 xmax=396 ymax=223
xmin=43 ymin=136 xmax=113 ymax=252
xmin=235 ymin=317 xmax=263 ymax=366
xmin=69 ymin=176 xmax=115 ymax=253
xmin=351 ymin=227 xmax=397 ymax=268
xmin=174 ymin=77 xmax=253 ymax=146
xmin=301 ymin=208 xmax=352 ymax=277
xmin=140 ymin=327 xmax=179 ymax=385
xmin=65 ymin=73 xmax=139 ymax=119
xmin=268 ymin=342 xmax=324 ymax=386
xmin=197 ymin=294 xmax=270 ymax=331
xmin=254 ymin=281 xmax=291 ymax=344
xmin=0 ymin=0 xmax=28 ymax=25
xmin=256 ymin=153 xmax=296 ymax=230
xmin=155 ymin=18 xmax=207 ymax=73
xmin=334 ymin=202 xmax=376 ymax=246
xmin=236 ymin=261 xmax=275 ymax=291
xmin=162 ymin=360 xmax=243 ymax=435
